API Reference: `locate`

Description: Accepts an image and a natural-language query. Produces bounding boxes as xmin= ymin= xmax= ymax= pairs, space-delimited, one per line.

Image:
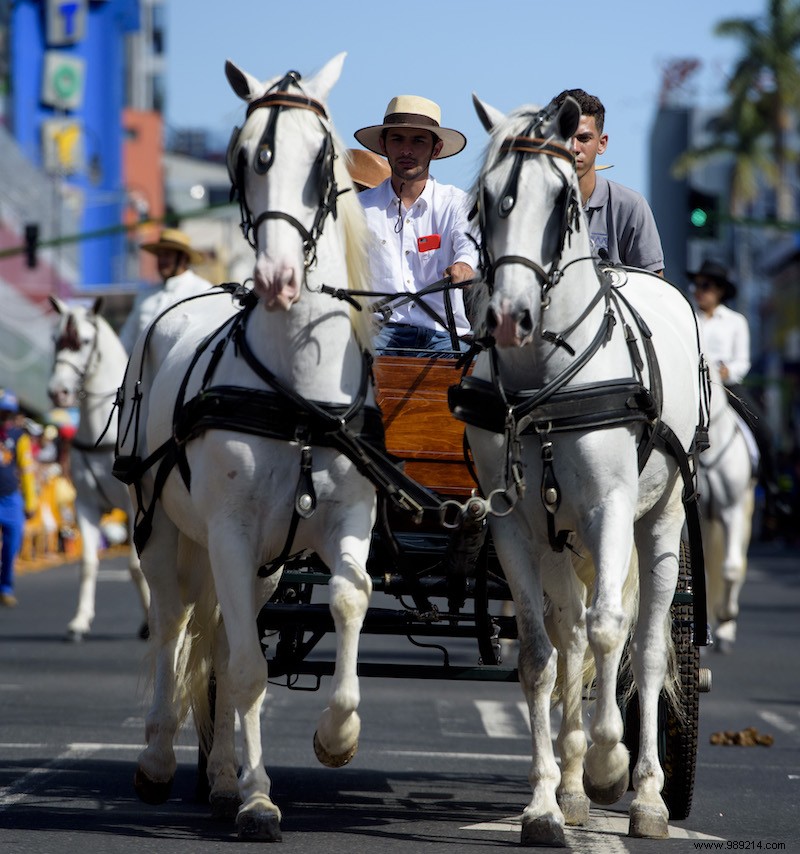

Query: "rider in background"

xmin=354 ymin=95 xmax=477 ymax=354
xmin=0 ymin=389 xmax=38 ymax=607
xmin=119 ymin=228 xmax=213 ymax=353
xmin=552 ymin=89 xmax=664 ymax=276
xmin=689 ymin=259 xmax=788 ymax=526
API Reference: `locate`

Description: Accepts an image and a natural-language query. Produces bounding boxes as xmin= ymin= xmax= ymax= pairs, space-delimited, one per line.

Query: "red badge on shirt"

xmin=417 ymin=234 xmax=441 ymax=252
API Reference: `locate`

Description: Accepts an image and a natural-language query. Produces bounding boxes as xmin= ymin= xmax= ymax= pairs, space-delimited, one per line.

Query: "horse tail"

xmin=178 ymin=587 xmax=219 ymax=756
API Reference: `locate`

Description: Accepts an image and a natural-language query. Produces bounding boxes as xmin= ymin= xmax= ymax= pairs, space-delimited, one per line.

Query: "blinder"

xmin=227 ymin=69 xmax=339 ymax=263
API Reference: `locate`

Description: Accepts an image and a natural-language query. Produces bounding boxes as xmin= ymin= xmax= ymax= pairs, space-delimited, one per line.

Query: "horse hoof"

xmin=583 ymin=768 xmax=629 ymax=806
xmin=313 ymin=730 xmax=358 ymax=768
xmin=237 ymin=809 xmax=282 ymax=841
xmin=629 ymin=802 xmax=669 ymax=838
xmin=138 ymin=622 xmax=150 ymax=641
xmin=210 ymin=791 xmax=242 ymax=821
xmin=557 ymin=791 xmax=590 ymax=826
xmin=64 ymin=629 xmax=85 ymax=643
xmin=133 ymin=767 xmax=173 ymax=805
xmin=520 ymin=814 xmax=566 ymax=847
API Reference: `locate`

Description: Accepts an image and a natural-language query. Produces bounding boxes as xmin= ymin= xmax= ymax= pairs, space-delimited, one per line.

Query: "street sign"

xmin=41 ymin=51 xmax=86 ymax=110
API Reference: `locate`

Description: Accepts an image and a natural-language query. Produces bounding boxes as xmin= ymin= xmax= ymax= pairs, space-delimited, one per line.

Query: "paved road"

xmin=1 ymin=542 xmax=797 ymax=853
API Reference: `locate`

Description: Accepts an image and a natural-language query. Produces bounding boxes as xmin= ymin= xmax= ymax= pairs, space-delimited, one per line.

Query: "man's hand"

xmin=718 ymin=362 xmax=730 ymax=382
xmin=445 ymin=262 xmax=474 ymax=284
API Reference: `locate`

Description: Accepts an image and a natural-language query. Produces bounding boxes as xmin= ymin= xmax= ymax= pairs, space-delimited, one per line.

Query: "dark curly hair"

xmin=552 ymin=89 xmax=605 ymax=134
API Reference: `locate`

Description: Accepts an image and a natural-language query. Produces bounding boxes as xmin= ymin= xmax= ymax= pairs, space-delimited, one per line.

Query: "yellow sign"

xmin=41 ymin=119 xmax=84 ymax=175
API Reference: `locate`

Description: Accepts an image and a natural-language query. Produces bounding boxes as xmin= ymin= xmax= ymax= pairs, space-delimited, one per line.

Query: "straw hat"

xmin=140 ymin=228 xmax=203 ymax=265
xmin=354 ymin=95 xmax=466 ymax=160
xmin=347 ymin=149 xmax=391 ymax=191
xmin=686 ymin=259 xmax=737 ymax=302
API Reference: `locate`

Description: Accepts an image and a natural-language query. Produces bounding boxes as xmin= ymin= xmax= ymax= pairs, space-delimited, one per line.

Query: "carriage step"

xmin=279 ymin=570 xmax=513 ymax=600
xmin=258 ymin=602 xmax=517 ymax=639
xmin=265 ymin=658 xmax=520 ymax=683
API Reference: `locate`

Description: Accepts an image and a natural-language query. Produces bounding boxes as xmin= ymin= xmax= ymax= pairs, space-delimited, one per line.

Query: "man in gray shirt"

xmin=552 ymin=89 xmax=664 ymax=276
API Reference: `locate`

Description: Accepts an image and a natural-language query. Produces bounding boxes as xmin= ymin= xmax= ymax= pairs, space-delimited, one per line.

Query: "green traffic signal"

xmin=690 ymin=208 xmax=709 ymax=228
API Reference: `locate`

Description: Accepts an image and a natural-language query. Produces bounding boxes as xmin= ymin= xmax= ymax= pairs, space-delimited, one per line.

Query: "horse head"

xmin=472 ymin=94 xmax=583 ymax=348
xmin=225 ymin=53 xmax=347 ymax=312
xmin=48 ymin=296 xmax=125 ymax=409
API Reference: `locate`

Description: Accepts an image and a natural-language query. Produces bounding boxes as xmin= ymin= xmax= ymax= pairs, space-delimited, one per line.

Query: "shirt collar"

xmin=374 ymin=175 xmax=435 ymax=211
xmin=585 ymin=173 xmax=609 ymax=210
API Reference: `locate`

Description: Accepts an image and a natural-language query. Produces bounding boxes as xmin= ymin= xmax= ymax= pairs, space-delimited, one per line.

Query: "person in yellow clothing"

xmin=0 ymin=389 xmax=38 ymax=607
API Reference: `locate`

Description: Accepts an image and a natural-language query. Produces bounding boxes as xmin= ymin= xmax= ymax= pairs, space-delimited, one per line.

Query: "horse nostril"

xmin=518 ymin=309 xmax=533 ymax=337
xmin=486 ymin=307 xmax=498 ymax=333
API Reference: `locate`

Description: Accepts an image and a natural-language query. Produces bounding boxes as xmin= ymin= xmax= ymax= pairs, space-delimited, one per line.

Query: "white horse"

xmin=698 ymin=368 xmax=755 ymax=654
xmin=48 ymin=296 xmax=150 ymax=642
xmin=453 ymin=95 xmax=707 ymax=844
xmin=115 ymin=54 xmax=378 ymax=841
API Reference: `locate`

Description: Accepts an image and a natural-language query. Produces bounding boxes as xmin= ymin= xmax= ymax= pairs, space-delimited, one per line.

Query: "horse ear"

xmin=225 ymin=59 xmax=262 ymax=101
xmin=49 ymin=295 xmax=67 ymax=316
xmin=306 ymin=52 xmax=346 ymax=103
xmin=472 ymin=93 xmax=504 ymax=133
xmin=90 ymin=297 xmax=104 ymax=317
xmin=555 ymin=96 xmax=581 ymax=142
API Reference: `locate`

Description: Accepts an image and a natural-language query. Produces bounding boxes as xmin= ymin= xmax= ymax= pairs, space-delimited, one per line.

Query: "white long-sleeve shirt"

xmin=695 ymin=302 xmax=751 ymax=384
xmin=118 ymin=269 xmax=213 ymax=353
xmin=358 ymin=176 xmax=478 ymax=335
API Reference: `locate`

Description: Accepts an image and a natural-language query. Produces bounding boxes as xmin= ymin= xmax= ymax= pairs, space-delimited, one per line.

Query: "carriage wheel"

xmin=621 ymin=539 xmax=699 ymax=820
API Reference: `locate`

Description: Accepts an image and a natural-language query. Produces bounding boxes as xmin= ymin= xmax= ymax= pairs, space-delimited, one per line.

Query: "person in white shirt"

xmin=354 ymin=95 xmax=478 ymax=355
xmin=119 ymin=228 xmax=213 ymax=353
xmin=690 ymin=259 xmax=786 ymax=518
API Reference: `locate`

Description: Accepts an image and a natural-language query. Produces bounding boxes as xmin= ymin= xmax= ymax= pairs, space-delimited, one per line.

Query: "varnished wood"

xmin=374 ymin=355 xmax=475 ymax=497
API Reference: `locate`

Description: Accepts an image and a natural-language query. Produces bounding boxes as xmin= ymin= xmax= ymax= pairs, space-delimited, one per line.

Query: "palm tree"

xmin=672 ymin=92 xmax=777 ymax=220
xmin=716 ymin=0 xmax=800 ymax=222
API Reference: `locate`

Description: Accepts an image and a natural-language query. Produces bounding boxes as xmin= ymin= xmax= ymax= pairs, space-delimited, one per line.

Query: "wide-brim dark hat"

xmin=687 ymin=259 xmax=737 ymax=301
xmin=354 ymin=95 xmax=466 ymax=160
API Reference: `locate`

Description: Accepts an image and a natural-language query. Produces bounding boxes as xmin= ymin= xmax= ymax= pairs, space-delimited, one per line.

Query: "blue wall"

xmin=10 ymin=0 xmax=140 ymax=289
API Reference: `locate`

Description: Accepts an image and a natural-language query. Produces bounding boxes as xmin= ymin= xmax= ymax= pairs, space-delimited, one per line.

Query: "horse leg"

xmin=545 ymin=554 xmax=590 ymax=826
xmin=626 ymin=495 xmax=683 ymax=839
xmin=134 ymin=519 xmax=186 ymax=805
xmin=65 ymin=509 xmax=102 ymax=641
xmin=494 ymin=522 xmax=565 ymax=847
xmin=313 ymin=534 xmax=373 ymax=768
xmin=714 ymin=491 xmax=753 ymax=653
xmin=581 ymin=504 xmax=634 ymax=809
xmin=127 ymin=540 xmax=151 ymax=639
xmin=207 ymin=536 xmax=280 ymax=842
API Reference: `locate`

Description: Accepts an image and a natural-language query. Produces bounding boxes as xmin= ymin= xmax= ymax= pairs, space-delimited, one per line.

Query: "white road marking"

xmin=474 ymin=699 xmax=530 ymax=738
xmin=758 ymin=709 xmax=797 ymax=734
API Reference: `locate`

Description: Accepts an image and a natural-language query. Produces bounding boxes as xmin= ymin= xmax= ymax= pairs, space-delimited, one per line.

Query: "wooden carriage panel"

xmin=373 ymin=355 xmax=475 ymax=497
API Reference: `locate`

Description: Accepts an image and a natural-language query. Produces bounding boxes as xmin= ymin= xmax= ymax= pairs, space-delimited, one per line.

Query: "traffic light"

xmin=687 ymin=188 xmax=719 ymax=239
xmin=24 ymin=223 xmax=39 ymax=268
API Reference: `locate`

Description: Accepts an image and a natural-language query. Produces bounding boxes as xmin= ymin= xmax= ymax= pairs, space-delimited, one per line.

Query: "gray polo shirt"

xmin=585 ymin=175 xmax=664 ymax=272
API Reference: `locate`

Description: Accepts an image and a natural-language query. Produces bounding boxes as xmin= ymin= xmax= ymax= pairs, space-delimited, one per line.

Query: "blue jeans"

xmin=0 ymin=491 xmax=24 ymax=595
xmin=374 ymin=323 xmax=469 ymax=357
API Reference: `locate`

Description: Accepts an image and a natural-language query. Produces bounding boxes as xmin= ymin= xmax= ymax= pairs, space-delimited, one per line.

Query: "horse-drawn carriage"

xmin=49 ymin=54 xmax=718 ymax=846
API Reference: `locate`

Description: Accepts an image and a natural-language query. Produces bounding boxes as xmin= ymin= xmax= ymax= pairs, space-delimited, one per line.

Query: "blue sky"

xmin=165 ymin=0 xmax=765 ymax=199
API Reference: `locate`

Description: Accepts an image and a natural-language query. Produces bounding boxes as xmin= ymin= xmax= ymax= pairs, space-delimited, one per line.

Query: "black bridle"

xmin=227 ymin=70 xmax=342 ymax=271
xmin=477 ymin=108 xmax=583 ymax=305
xmin=52 ymin=313 xmax=103 ymax=403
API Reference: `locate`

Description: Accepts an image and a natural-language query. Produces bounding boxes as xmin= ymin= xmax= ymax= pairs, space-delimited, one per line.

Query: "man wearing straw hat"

xmin=119 ymin=228 xmax=213 ymax=353
xmin=354 ymin=95 xmax=478 ymax=354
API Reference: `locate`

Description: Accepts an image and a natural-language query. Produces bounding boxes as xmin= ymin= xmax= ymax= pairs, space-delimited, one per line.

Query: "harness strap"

xmin=653 ymin=420 xmax=708 ymax=646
